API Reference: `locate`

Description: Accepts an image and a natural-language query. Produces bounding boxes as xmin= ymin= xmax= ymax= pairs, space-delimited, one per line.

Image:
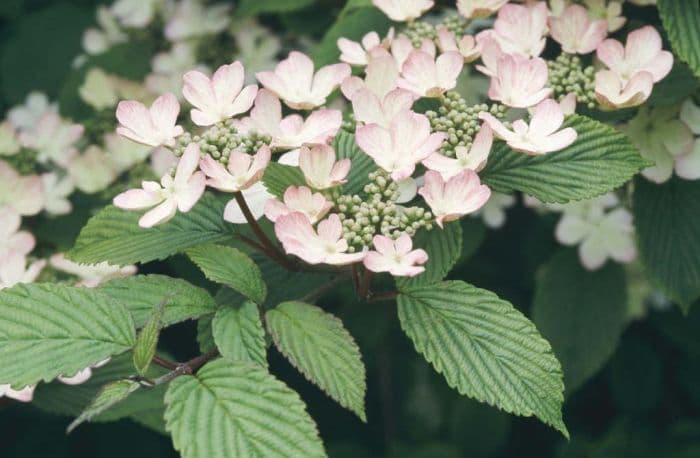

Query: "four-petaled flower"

xmin=363 ymin=234 xmax=428 ymax=277
xmin=264 ymin=186 xmax=332 ymax=224
xmin=116 ymin=93 xmax=184 ymax=147
xmin=199 ymin=144 xmax=271 ymax=192
xmin=337 ymin=30 xmax=392 ymax=66
xmin=549 ymin=4 xmax=608 ymax=54
xmin=398 ymin=50 xmax=464 ymax=98
xmin=487 ymin=54 xmax=551 ymax=108
xmin=419 ymin=170 xmax=491 ymax=228
xmin=299 ymin=144 xmax=351 ymax=190
xmin=423 ymin=124 xmax=493 ymax=179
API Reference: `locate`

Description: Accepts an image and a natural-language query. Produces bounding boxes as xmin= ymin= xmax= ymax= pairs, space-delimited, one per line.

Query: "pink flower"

xmin=182 ymin=61 xmax=258 ymax=126
xmin=0 ymin=384 xmax=35 ymax=402
xmin=419 ymin=170 xmax=491 ymax=228
xmin=595 ymin=26 xmax=673 ymax=108
xmin=423 ymin=124 xmax=493 ymax=179
xmin=199 ymin=144 xmax=270 ymax=192
xmin=479 ymin=99 xmax=577 ymax=155
xmin=275 ymin=212 xmax=366 ymax=265
xmin=264 ymin=186 xmax=332 ymax=224
xmin=456 ymin=0 xmax=508 ymax=18
xmin=356 ymin=110 xmax=446 ymax=181
xmin=436 ymin=27 xmax=481 ymax=63
xmin=337 ymin=30 xmax=393 ymax=66
xmin=549 ymin=4 xmax=607 ymax=54
xmin=299 ymin=144 xmax=351 ymax=190
xmin=116 ymin=93 xmax=184 ymax=147
xmin=363 ymin=234 xmax=428 ymax=277
xmin=475 ymin=35 xmax=504 ymax=77
xmin=235 ymin=90 xmax=341 ymax=150
xmin=487 ymin=54 xmax=551 ymax=108
xmin=0 ymin=161 xmax=43 ymax=217
xmin=483 ymin=2 xmax=549 ymax=57
xmin=398 ymin=50 xmax=464 ymax=98
xmin=113 ymin=143 xmax=205 ymax=228
xmin=256 ymin=51 xmax=350 ymax=109
xmin=372 ymin=0 xmax=433 ymax=21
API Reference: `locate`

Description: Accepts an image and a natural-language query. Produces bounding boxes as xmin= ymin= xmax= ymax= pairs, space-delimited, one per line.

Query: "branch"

xmin=152 ymin=350 xmax=220 ymax=386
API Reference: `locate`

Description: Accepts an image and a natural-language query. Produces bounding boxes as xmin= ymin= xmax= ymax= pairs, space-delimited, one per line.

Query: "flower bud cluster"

xmin=440 ymin=14 xmax=469 ymax=36
xmin=332 ymin=170 xmax=432 ymax=252
xmin=403 ymin=20 xmax=436 ymax=47
xmin=547 ymin=54 xmax=597 ymax=109
xmin=173 ymin=119 xmax=271 ymax=164
xmin=426 ymin=91 xmax=506 ymax=158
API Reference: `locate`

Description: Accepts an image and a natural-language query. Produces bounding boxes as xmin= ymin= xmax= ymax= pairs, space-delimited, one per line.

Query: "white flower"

xmin=363 ymin=234 xmax=428 ymax=277
xmin=116 ymin=93 xmax=183 ymax=147
xmin=223 ymin=181 xmax=273 ymax=224
xmin=232 ymin=19 xmax=282 ymax=84
xmin=372 ymin=0 xmax=433 ymax=21
xmin=146 ymin=43 xmax=207 ymax=97
xmin=67 ymin=145 xmax=120 ymax=194
xmin=0 ymin=161 xmax=43 ymax=217
xmin=398 ymin=50 xmax=464 ymax=98
xmin=18 ymin=112 xmax=84 ymax=167
xmin=419 ymin=170 xmax=491 ymax=227
xmin=199 ymin=145 xmax=270 ymax=192
xmin=8 ymin=92 xmax=57 ymax=130
xmin=165 ymin=0 xmax=231 ymax=42
xmin=41 ymin=173 xmax=74 ymax=215
xmin=0 ymin=208 xmax=35 ymax=270
xmin=111 ymin=0 xmax=159 ymax=28
xmin=337 ymin=30 xmax=393 ymax=66
xmin=0 ymin=121 xmax=20 ymax=156
xmin=298 ymin=144 xmax=351 ymax=190
xmin=264 ymin=186 xmax=332 ymax=224
xmin=475 ymin=192 xmax=515 ymax=228
xmin=423 ymin=123 xmax=493 ymax=179
xmin=82 ymin=7 xmax=127 ymax=55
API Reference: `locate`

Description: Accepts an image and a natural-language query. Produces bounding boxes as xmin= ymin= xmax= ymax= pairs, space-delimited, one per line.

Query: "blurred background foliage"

xmin=1 ymin=1 xmax=699 ymax=457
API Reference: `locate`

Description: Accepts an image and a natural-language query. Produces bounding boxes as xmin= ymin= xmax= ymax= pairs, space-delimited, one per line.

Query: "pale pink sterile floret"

xmin=487 ymin=54 xmax=552 ymax=108
xmin=479 ymin=98 xmax=578 ymax=155
xmin=199 ymin=144 xmax=270 ymax=192
xmin=235 ymin=89 xmax=341 ymax=150
xmin=419 ymin=170 xmax=491 ymax=228
xmin=485 ymin=2 xmax=549 ymax=57
xmin=423 ymin=124 xmax=493 ymax=179
xmin=0 ymin=384 xmax=36 ymax=403
xmin=372 ymin=0 xmax=433 ymax=22
xmin=298 ymin=144 xmax=351 ymax=190
xmin=363 ymin=234 xmax=428 ymax=277
xmin=549 ymin=4 xmax=608 ymax=54
xmin=398 ymin=50 xmax=464 ymax=98
xmin=594 ymin=70 xmax=654 ymax=109
xmin=116 ymin=93 xmax=184 ymax=147
xmin=356 ymin=110 xmax=446 ymax=181
xmin=390 ymin=35 xmax=435 ymax=69
xmin=256 ymin=51 xmax=350 ymax=109
xmin=275 ymin=212 xmax=366 ymax=265
xmin=475 ymin=35 xmax=504 ymax=77
xmin=337 ymin=30 xmax=393 ymax=66
xmin=182 ymin=61 xmax=258 ymax=126
xmin=0 ymin=208 xmax=35 ymax=268
xmin=0 ymin=160 xmax=43 ymax=217
xmin=436 ymin=27 xmax=481 ymax=63
xmin=264 ymin=186 xmax=332 ymax=224
xmin=456 ymin=0 xmax=509 ymax=19
xmin=113 ymin=143 xmax=205 ymax=228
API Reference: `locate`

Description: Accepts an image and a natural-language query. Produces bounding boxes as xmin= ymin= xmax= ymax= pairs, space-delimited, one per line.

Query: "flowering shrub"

xmin=1 ymin=0 xmax=700 ymax=455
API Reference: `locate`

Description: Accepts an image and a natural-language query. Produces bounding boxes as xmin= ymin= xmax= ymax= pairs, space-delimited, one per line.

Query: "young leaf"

xmin=262 ymin=162 xmax=306 ymax=198
xmin=0 ymin=284 xmax=136 ymax=387
xmin=186 ymin=244 xmax=267 ymax=304
xmin=99 ymin=275 xmax=218 ymax=328
xmin=333 ymin=130 xmax=377 ymax=195
xmin=398 ymin=281 xmax=568 ymax=437
xmin=67 ymin=379 xmax=141 ymax=433
xmin=480 ymin=115 xmax=649 ymax=203
xmin=132 ymin=299 xmax=167 ymax=376
xmin=396 ymin=222 xmax=463 ymax=288
xmin=67 ymin=192 xmax=233 ymax=266
xmin=633 ymin=177 xmax=700 ymax=310
xmin=658 ymin=0 xmax=700 ymax=78
xmin=266 ymin=301 xmax=367 ymax=421
xmin=212 ymin=301 xmax=268 ymax=367
xmin=532 ymin=250 xmax=628 ymax=395
xmin=164 ymin=359 xmax=326 ymax=458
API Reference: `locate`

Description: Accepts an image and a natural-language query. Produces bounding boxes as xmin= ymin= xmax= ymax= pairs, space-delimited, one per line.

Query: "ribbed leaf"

xmin=213 ymin=301 xmax=267 ymax=367
xmin=397 ymin=222 xmax=462 ymax=288
xmin=133 ymin=299 xmax=166 ymax=376
xmin=67 ymin=379 xmax=141 ymax=433
xmin=481 ymin=115 xmax=649 ymax=203
xmin=164 ymin=359 xmax=326 ymax=458
xmin=187 ymin=244 xmax=267 ymax=304
xmin=533 ymin=250 xmax=628 ymax=395
xmin=398 ymin=281 xmax=567 ymax=437
xmin=67 ymin=192 xmax=233 ymax=265
xmin=633 ymin=177 xmax=700 ymax=310
xmin=262 ymin=162 xmax=306 ymax=198
xmin=99 ymin=275 xmax=218 ymax=328
xmin=266 ymin=301 xmax=367 ymax=421
xmin=333 ymin=130 xmax=376 ymax=194
xmin=0 ymin=284 xmax=136 ymax=387
xmin=658 ymin=0 xmax=700 ymax=78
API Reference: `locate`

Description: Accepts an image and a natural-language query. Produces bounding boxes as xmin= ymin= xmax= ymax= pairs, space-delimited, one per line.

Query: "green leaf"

xmin=658 ymin=0 xmax=700 ymax=79
xmin=397 ymin=222 xmax=462 ymax=288
xmin=481 ymin=115 xmax=649 ymax=203
xmin=237 ymin=0 xmax=316 ymax=15
xmin=647 ymin=62 xmax=700 ymax=106
xmin=633 ymin=177 xmax=700 ymax=310
xmin=213 ymin=301 xmax=267 ymax=367
xmin=262 ymin=162 xmax=306 ymax=198
xmin=186 ymin=244 xmax=267 ymax=304
xmin=67 ymin=379 xmax=141 ymax=433
xmin=333 ymin=130 xmax=377 ymax=194
xmin=266 ymin=301 xmax=367 ymax=421
xmin=67 ymin=192 xmax=233 ymax=266
xmin=0 ymin=284 xmax=136 ymax=387
xmin=132 ymin=299 xmax=167 ymax=376
xmin=532 ymin=250 xmax=628 ymax=395
xmin=165 ymin=359 xmax=326 ymax=458
xmin=99 ymin=275 xmax=218 ymax=328
xmin=398 ymin=281 xmax=567 ymax=437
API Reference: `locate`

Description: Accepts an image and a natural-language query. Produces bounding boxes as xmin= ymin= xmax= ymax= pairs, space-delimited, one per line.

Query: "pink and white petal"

xmin=255 ymin=72 xmax=288 ymax=100
xmin=277 ymin=51 xmax=315 ymax=92
xmin=539 ymin=128 xmax=577 ymax=153
xmin=182 ymin=71 xmax=217 ymax=111
xmin=372 ymin=234 xmax=396 ymax=255
xmin=175 ymin=143 xmax=202 ymax=185
xmin=190 ymin=109 xmax=222 ymax=127
xmin=675 ymin=141 xmax=700 ymax=180
xmin=579 ymin=19 xmax=608 ymax=54
xmin=200 ymin=155 xmax=234 ymax=190
xmin=394 ymin=233 xmax=413 ymax=254
xmin=316 ymin=214 xmax=343 ymax=243
xmin=325 ymin=251 xmax=367 ymax=266
xmin=264 ymin=198 xmax=291 ymax=222
xmin=139 ymin=197 xmax=178 ymax=228
xmin=300 ymin=109 xmax=342 ymax=144
xmin=624 ymin=26 xmax=662 ymax=71
xmin=436 ymin=27 xmax=458 ymax=52
xmin=555 ymin=214 xmax=588 ymax=245
xmin=116 ymin=101 xmax=151 ymax=133
xmin=177 ymin=172 xmax=206 ymax=212
xmin=363 ymin=251 xmax=392 ymax=273
xmin=340 ymin=76 xmax=365 ymax=99
xmin=149 ymin=93 xmax=181 ymax=134
xmin=251 ymin=89 xmax=283 ymax=133
xmin=529 ymin=99 xmax=565 ymax=138
xmin=415 ymin=132 xmax=447 ymax=161
xmin=338 ymin=38 xmax=368 ymax=66
xmin=422 ymin=153 xmax=461 ymax=179
xmin=365 ymin=56 xmax=400 ymax=98
xmin=211 ymin=62 xmax=245 ymax=105
xmin=478 ymin=112 xmax=517 ymax=142
xmin=312 ymin=63 xmax=352 ymax=100
xmin=356 ymin=124 xmax=392 ymax=161
xmin=352 ymin=89 xmax=385 ymax=125
xmin=396 ymin=177 xmax=418 ymax=203
xmin=58 ymin=367 xmax=93 ymax=385
xmin=113 ymin=188 xmax=162 ymax=210
xmin=435 ymin=51 xmax=464 ymax=90
xmin=596 ymin=38 xmax=625 ymax=71
xmin=579 ymin=236 xmax=608 ymax=270
xmin=227 ymin=84 xmax=258 ymax=117
xmin=12 ymin=175 xmax=44 ymax=216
